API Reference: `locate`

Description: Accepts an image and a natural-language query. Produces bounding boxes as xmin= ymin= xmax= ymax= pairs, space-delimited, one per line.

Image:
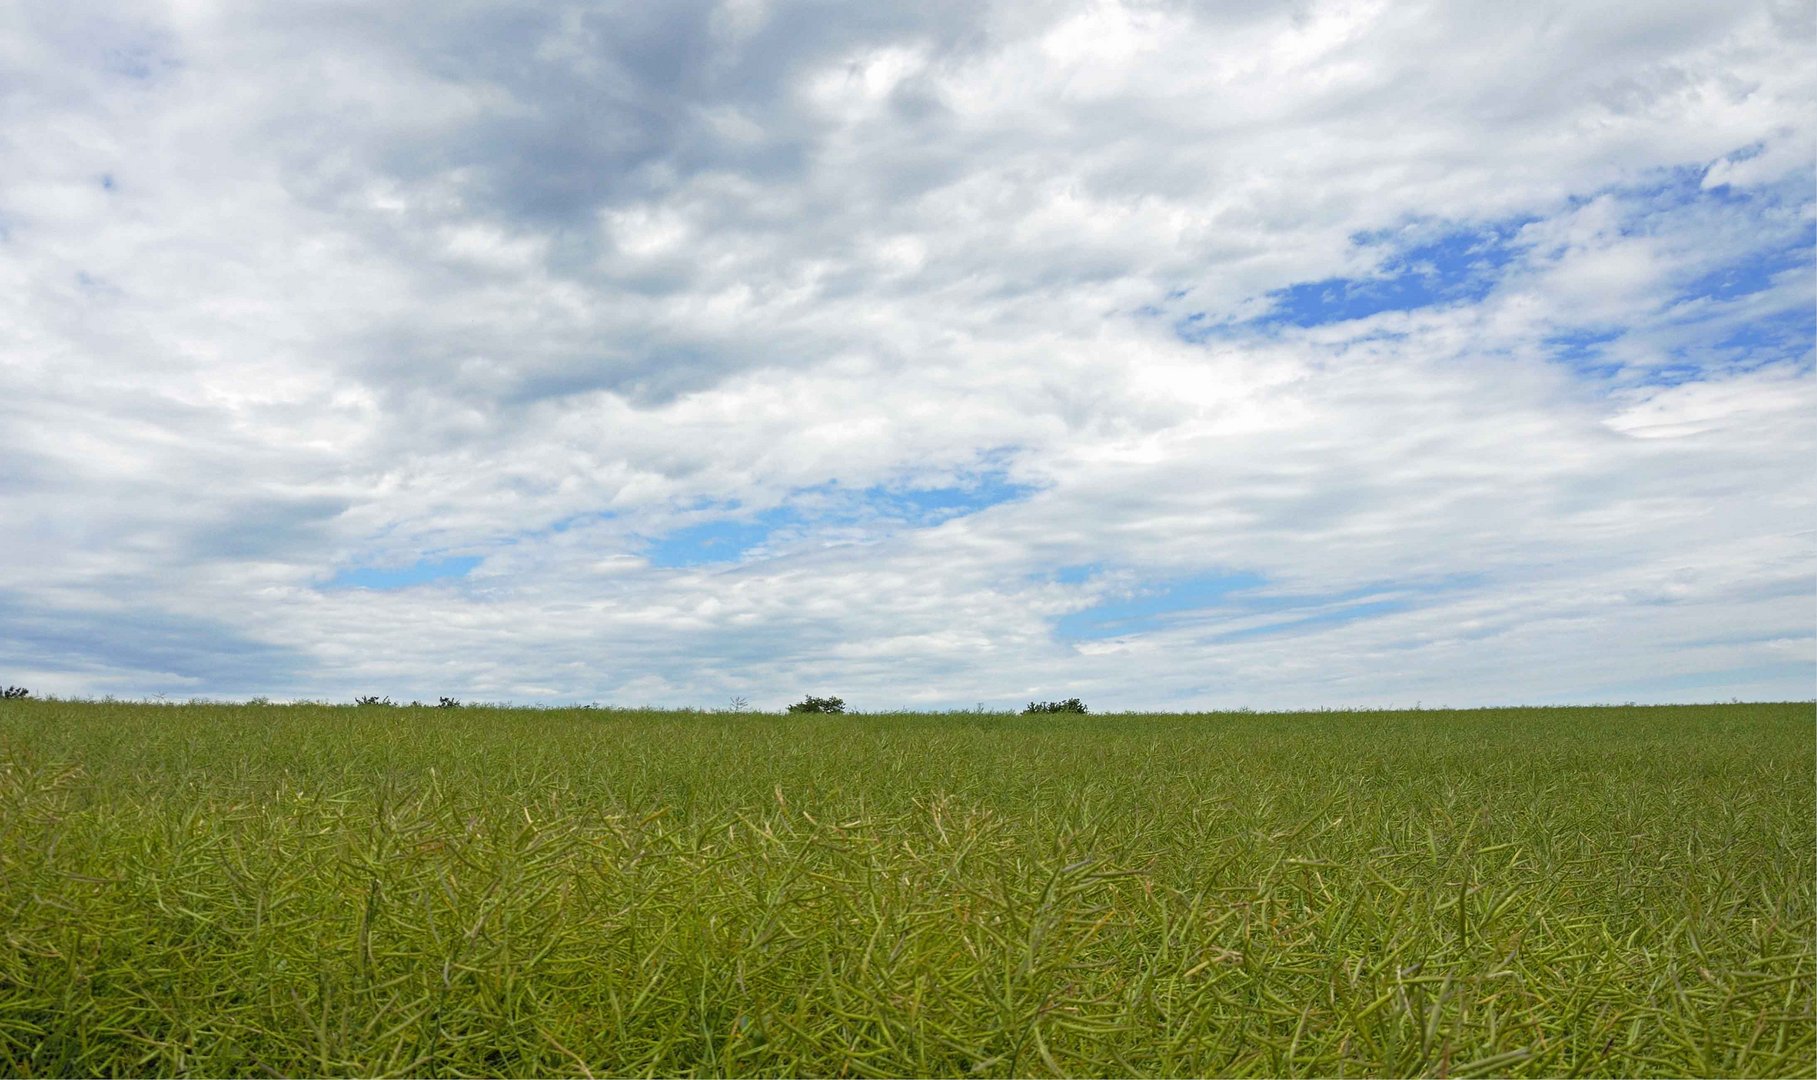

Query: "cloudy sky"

xmin=2 ymin=0 xmax=1811 ymax=709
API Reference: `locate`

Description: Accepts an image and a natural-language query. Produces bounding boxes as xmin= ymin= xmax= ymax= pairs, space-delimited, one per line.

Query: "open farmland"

xmin=0 ymin=700 xmax=1810 ymax=1077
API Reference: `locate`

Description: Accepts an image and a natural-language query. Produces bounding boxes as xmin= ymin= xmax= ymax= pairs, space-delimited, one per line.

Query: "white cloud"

xmin=0 ymin=0 xmax=1810 ymax=706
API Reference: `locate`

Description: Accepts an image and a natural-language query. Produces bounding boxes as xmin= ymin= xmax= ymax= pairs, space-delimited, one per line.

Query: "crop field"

xmin=0 ymin=700 xmax=1810 ymax=1077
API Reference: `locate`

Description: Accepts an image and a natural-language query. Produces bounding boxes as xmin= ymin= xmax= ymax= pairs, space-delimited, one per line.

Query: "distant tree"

xmin=1023 ymin=697 xmax=1088 ymax=715
xmin=2 ymin=686 xmax=29 ymax=700
xmin=787 ymin=694 xmax=846 ymax=714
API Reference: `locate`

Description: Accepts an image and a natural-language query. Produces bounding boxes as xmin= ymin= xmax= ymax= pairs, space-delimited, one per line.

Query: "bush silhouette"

xmin=787 ymin=695 xmax=846 ymax=714
xmin=1024 ymin=697 xmax=1088 ymax=715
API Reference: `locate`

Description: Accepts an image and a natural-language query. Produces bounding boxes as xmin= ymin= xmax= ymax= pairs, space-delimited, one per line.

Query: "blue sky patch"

xmin=1653 ymin=283 xmax=1816 ymax=387
xmin=326 ymin=554 xmax=480 ymax=590
xmin=1056 ymin=571 xmax=1266 ymax=640
xmin=1707 ymin=306 xmax=1816 ymax=365
xmin=646 ymin=465 xmax=1037 ymax=568
xmin=1254 ymin=224 xmax=1525 ymax=329
xmin=1057 ymin=573 xmax=1478 ymax=643
xmin=1209 ymin=598 xmax=1413 ymax=642
xmin=1535 ymin=169 xmax=1816 ymax=387
xmin=1166 ymin=217 xmax=1533 ymax=341
xmin=1165 ymin=163 xmax=1811 ymax=366
xmin=1544 ymin=328 xmax=1627 ymax=379
xmin=646 ymin=508 xmax=798 ymax=567
xmin=1676 ymin=230 xmax=1811 ymax=303
xmin=858 ymin=471 xmax=1037 ymax=524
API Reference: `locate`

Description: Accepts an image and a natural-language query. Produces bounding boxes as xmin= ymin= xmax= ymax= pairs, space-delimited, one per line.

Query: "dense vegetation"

xmin=0 ymin=700 xmax=1810 ymax=1077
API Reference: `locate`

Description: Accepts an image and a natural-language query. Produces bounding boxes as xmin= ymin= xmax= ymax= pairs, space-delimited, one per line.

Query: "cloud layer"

xmin=2 ymin=0 xmax=1811 ymax=707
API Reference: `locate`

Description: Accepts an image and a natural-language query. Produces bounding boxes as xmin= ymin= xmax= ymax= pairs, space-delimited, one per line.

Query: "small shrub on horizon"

xmin=2 ymin=686 xmax=30 ymax=700
xmin=1024 ymin=697 xmax=1088 ymax=714
xmin=353 ymin=695 xmax=394 ymax=707
xmin=438 ymin=697 xmax=461 ymax=708
xmin=787 ymin=694 xmax=846 ymax=714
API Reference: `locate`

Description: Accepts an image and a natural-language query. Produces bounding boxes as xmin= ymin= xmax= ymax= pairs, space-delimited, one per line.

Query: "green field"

xmin=1 ymin=700 xmax=1810 ymax=1077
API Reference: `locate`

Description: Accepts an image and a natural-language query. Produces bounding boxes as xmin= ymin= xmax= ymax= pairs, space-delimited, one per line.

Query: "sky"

xmin=1 ymin=0 xmax=1812 ymax=710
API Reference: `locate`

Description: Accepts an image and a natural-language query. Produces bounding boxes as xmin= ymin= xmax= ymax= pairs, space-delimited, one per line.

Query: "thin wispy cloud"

xmin=2 ymin=0 xmax=1810 ymax=707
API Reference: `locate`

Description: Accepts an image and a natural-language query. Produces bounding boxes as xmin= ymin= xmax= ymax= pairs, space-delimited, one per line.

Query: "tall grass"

xmin=1 ymin=701 xmax=1810 ymax=1076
